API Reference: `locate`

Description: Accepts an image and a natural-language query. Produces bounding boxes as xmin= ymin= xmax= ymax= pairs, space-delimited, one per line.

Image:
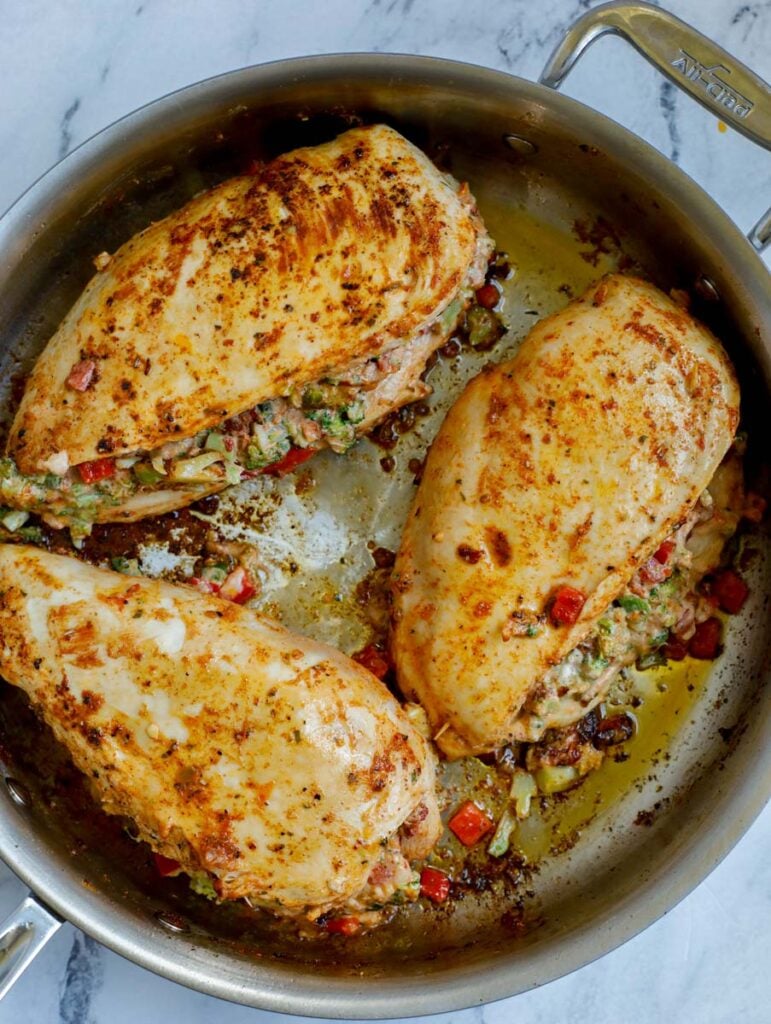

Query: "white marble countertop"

xmin=0 ymin=1 xmax=769 ymax=1022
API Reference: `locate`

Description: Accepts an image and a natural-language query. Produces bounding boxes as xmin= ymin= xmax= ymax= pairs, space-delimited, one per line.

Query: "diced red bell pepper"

xmin=261 ymin=447 xmax=315 ymax=477
xmin=219 ymin=567 xmax=257 ymax=605
xmin=448 ymin=800 xmax=493 ymax=847
xmin=353 ymin=643 xmax=391 ymax=680
xmin=324 ymin=916 xmax=360 ymax=936
xmin=420 ymin=867 xmax=451 ymax=904
xmin=78 ymin=457 xmax=116 ymax=484
xmin=710 ymin=569 xmax=749 ymax=615
xmin=688 ymin=617 xmax=722 ymax=660
xmin=663 ymin=636 xmax=688 ymax=662
xmin=549 ymin=585 xmax=586 ymax=627
xmin=653 ymin=539 xmax=675 ymax=564
xmin=153 ymin=852 xmax=181 ymax=877
xmin=475 ymin=284 xmax=500 ymax=309
xmin=639 ymin=556 xmax=671 ymax=585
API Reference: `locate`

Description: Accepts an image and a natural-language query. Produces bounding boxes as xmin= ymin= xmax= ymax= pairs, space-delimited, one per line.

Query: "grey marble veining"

xmin=0 ymin=1 xmax=769 ymax=1022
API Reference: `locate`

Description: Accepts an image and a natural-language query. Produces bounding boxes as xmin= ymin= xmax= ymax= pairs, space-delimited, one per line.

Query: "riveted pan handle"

xmin=539 ymin=1 xmax=771 ymax=250
xmin=0 ymin=893 xmax=62 ymax=1000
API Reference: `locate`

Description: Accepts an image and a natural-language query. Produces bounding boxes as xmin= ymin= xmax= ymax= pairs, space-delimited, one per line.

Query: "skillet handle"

xmin=0 ymin=893 xmax=62 ymax=1000
xmin=539 ymin=0 xmax=771 ymax=251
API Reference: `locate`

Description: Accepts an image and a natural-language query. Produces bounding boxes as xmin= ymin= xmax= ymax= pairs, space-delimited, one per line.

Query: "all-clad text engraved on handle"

xmin=539 ymin=3 xmax=771 ymax=159
xmin=671 ymin=49 xmax=754 ymax=119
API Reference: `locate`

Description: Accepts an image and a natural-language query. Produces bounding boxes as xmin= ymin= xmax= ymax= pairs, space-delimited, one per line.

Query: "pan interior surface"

xmin=0 ymin=57 xmax=768 ymax=1017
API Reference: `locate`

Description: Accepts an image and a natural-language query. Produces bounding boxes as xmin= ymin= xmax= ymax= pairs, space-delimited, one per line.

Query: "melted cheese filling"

xmin=0 ymin=226 xmax=492 ymax=533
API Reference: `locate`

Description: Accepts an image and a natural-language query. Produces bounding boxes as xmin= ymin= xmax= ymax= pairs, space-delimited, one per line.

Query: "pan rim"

xmin=0 ymin=51 xmax=768 ymax=1018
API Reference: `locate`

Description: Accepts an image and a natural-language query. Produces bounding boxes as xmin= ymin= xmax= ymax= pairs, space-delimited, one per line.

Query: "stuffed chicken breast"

xmin=0 ymin=545 xmax=440 ymax=923
xmin=391 ymin=275 xmax=740 ymax=758
xmin=2 ymin=124 xmax=492 ymax=533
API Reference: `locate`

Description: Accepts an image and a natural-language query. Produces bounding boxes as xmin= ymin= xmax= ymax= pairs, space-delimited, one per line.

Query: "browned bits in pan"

xmin=370 ymin=399 xmax=432 ymax=450
xmin=408 ymin=456 xmax=425 ymax=483
xmin=592 ymin=713 xmax=636 ymax=748
xmin=370 ymin=546 xmax=396 ymax=569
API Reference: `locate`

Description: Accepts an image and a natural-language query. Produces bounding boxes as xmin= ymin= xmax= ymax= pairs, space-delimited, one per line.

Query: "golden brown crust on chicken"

xmin=0 ymin=546 xmax=439 ymax=915
xmin=9 ymin=125 xmax=484 ymax=474
xmin=390 ymin=275 xmax=739 ymax=758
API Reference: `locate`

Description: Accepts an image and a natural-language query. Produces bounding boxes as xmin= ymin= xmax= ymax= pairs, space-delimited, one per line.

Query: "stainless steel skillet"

xmin=0 ymin=2 xmax=768 ymax=1017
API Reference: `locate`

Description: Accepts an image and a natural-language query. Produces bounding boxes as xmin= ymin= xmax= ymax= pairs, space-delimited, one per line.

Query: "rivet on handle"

xmin=503 ymin=134 xmax=539 ymax=156
xmin=154 ymin=910 xmax=190 ymax=934
xmin=5 ymin=778 xmax=32 ymax=808
xmin=694 ymin=276 xmax=720 ymax=302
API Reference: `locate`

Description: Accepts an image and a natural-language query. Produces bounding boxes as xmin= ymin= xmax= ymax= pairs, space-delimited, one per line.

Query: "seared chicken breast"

xmin=3 ymin=124 xmax=492 ymax=530
xmin=391 ymin=275 xmax=739 ymax=758
xmin=0 ymin=546 xmax=439 ymax=920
